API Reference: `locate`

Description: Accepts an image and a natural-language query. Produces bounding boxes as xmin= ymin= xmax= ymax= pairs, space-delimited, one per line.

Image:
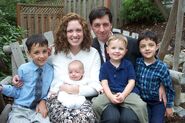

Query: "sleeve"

xmin=79 ymin=50 xmax=101 ymax=97
xmin=2 ymin=66 xmax=23 ymax=98
xmin=161 ymin=64 xmax=175 ymax=108
xmin=127 ymin=61 xmax=136 ymax=80
xmin=2 ymin=85 xmax=20 ymax=98
xmin=99 ymin=63 xmax=108 ymax=81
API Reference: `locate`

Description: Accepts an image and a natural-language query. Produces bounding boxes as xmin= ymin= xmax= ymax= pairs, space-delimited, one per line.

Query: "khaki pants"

xmin=8 ymin=104 xmax=50 ymax=123
xmin=92 ymin=93 xmax=148 ymax=123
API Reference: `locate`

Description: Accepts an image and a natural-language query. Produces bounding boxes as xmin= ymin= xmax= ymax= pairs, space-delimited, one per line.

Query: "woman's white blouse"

xmin=48 ymin=47 xmax=101 ymax=97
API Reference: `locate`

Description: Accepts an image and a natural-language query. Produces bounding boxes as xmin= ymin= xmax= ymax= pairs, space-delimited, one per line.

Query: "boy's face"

xmin=28 ymin=43 xmax=49 ymax=67
xmin=91 ymin=15 xmax=112 ymax=43
xmin=68 ymin=63 xmax=84 ymax=81
xmin=107 ymin=39 xmax=127 ymax=62
xmin=139 ymin=39 xmax=158 ymax=61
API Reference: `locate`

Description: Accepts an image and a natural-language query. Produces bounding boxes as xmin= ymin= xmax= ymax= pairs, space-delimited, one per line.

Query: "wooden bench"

xmin=112 ymin=28 xmax=139 ymax=39
xmin=1 ymin=30 xmax=185 ymax=120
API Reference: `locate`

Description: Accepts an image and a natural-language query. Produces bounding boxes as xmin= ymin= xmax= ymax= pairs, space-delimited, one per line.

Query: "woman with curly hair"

xmin=46 ymin=13 xmax=101 ymax=123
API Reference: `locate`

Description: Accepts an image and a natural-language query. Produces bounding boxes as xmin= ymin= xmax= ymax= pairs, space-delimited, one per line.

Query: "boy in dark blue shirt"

xmin=0 ymin=34 xmax=53 ymax=123
xmin=92 ymin=34 xmax=148 ymax=123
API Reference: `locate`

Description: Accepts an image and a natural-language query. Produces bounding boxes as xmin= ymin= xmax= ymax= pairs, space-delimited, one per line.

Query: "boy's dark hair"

xmin=137 ymin=30 xmax=158 ymax=46
xmin=26 ymin=34 xmax=48 ymax=52
xmin=89 ymin=6 xmax=112 ymax=25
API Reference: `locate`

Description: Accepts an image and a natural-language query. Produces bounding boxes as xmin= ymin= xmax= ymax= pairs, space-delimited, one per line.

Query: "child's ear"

xmin=125 ymin=48 xmax=128 ymax=53
xmin=156 ymin=43 xmax=160 ymax=50
xmin=27 ymin=51 xmax=31 ymax=58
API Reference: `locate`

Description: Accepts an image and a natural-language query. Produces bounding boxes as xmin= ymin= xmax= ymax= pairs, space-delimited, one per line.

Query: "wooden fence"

xmin=16 ymin=0 xmax=123 ymax=38
xmin=63 ymin=0 xmax=123 ymax=28
xmin=16 ymin=3 xmax=64 ymax=38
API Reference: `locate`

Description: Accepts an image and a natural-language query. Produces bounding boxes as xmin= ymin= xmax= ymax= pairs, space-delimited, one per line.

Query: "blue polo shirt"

xmin=99 ymin=58 xmax=139 ymax=94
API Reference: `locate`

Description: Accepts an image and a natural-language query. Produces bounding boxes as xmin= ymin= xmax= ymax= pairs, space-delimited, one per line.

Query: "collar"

xmin=30 ymin=60 xmax=45 ymax=72
xmin=107 ymin=58 xmax=127 ymax=70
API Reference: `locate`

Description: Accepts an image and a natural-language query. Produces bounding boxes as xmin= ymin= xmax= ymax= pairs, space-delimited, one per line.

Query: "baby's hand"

xmin=99 ymin=88 xmax=104 ymax=94
xmin=48 ymin=91 xmax=57 ymax=98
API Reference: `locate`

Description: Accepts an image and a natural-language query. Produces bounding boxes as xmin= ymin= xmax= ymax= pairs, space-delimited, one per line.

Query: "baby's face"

xmin=68 ymin=64 xmax=84 ymax=81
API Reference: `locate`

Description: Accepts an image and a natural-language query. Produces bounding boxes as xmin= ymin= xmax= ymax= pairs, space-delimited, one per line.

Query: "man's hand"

xmin=12 ymin=75 xmax=23 ymax=88
xmin=165 ymin=108 xmax=173 ymax=118
xmin=159 ymin=84 xmax=167 ymax=107
xmin=36 ymin=100 xmax=48 ymax=118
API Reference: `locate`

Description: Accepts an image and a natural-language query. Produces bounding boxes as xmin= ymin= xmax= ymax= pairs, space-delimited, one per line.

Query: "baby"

xmin=49 ymin=60 xmax=102 ymax=109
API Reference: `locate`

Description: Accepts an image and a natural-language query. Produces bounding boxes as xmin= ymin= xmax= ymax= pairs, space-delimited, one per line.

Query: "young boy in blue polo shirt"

xmin=0 ymin=34 xmax=53 ymax=123
xmin=92 ymin=34 xmax=148 ymax=123
xmin=136 ymin=30 xmax=175 ymax=123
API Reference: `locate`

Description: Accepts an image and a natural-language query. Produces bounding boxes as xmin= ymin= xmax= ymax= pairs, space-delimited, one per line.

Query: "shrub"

xmin=0 ymin=10 xmax=25 ymax=80
xmin=120 ymin=0 xmax=165 ymax=24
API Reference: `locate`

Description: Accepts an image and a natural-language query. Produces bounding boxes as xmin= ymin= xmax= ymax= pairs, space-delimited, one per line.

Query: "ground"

xmin=122 ymin=22 xmax=166 ymax=41
xmin=122 ymin=18 xmax=185 ymax=47
xmin=122 ymin=20 xmax=185 ymax=123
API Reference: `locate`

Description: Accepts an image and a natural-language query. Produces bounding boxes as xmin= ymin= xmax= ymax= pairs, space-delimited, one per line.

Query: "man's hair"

xmin=26 ymin=34 xmax=48 ymax=52
xmin=137 ymin=30 xmax=158 ymax=46
xmin=89 ymin=6 xmax=112 ymax=25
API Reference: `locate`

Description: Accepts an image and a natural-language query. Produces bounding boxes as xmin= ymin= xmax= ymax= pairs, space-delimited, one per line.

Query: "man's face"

xmin=91 ymin=15 xmax=112 ymax=43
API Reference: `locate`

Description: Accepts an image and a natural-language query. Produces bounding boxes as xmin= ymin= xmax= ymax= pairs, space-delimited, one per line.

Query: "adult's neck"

xmin=70 ymin=46 xmax=81 ymax=55
xmin=97 ymin=38 xmax=107 ymax=44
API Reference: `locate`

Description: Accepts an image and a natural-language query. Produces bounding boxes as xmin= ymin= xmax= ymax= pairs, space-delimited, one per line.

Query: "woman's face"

xmin=67 ymin=20 xmax=84 ymax=48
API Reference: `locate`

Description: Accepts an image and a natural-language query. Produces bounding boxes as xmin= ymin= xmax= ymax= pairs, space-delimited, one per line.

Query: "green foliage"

xmin=0 ymin=0 xmax=49 ymax=80
xmin=0 ymin=0 xmax=38 ymax=80
xmin=120 ymin=0 xmax=165 ymax=24
xmin=0 ymin=10 xmax=25 ymax=80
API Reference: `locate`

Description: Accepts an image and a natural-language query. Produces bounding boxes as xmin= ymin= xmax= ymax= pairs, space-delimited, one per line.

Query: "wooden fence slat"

xmin=63 ymin=0 xmax=123 ymax=28
xmin=34 ymin=14 xmax=39 ymax=33
xmin=40 ymin=14 xmax=44 ymax=33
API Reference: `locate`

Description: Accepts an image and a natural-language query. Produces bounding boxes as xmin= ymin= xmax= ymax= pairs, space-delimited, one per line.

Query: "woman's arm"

xmin=78 ymin=49 xmax=101 ymax=96
xmin=59 ymin=83 xmax=79 ymax=94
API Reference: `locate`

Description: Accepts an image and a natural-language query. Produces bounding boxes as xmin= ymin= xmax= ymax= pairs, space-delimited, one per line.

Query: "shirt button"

xmin=114 ymin=74 xmax=116 ymax=78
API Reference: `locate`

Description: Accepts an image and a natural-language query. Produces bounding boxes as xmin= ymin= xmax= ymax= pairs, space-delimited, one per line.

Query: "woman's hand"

xmin=12 ymin=75 xmax=23 ymax=88
xmin=59 ymin=83 xmax=79 ymax=94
